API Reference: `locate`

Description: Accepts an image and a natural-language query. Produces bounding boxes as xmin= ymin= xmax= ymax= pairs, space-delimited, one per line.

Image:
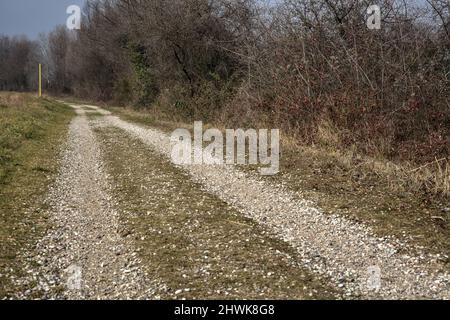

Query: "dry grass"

xmin=284 ymin=131 xmax=450 ymax=199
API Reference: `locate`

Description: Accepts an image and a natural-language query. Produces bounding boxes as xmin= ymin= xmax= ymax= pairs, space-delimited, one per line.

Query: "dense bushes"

xmin=1 ymin=0 xmax=449 ymax=165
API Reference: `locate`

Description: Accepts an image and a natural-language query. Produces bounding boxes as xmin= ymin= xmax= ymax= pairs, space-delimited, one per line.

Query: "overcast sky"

xmin=0 ymin=0 xmax=85 ymax=39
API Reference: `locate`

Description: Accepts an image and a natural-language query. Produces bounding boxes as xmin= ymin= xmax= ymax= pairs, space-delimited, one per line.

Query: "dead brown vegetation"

xmin=1 ymin=0 xmax=449 ymax=195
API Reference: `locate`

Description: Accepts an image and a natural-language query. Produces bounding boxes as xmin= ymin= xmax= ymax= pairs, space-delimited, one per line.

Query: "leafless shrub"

xmin=2 ymin=0 xmax=448 ymax=194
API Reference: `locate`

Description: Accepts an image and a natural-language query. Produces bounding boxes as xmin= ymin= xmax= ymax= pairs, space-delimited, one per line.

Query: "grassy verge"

xmin=104 ymin=107 xmax=449 ymax=263
xmin=0 ymin=93 xmax=74 ymax=298
xmin=97 ymin=126 xmax=338 ymax=299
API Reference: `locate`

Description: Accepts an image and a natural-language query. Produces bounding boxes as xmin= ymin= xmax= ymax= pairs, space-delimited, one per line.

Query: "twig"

xmin=409 ymin=158 xmax=447 ymax=173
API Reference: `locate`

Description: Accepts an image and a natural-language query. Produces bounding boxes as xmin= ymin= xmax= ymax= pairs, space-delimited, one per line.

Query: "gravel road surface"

xmin=13 ymin=103 xmax=449 ymax=300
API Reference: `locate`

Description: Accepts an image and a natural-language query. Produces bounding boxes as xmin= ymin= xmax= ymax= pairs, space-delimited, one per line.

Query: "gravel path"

xmin=12 ymin=103 xmax=449 ymax=300
xmin=102 ymin=111 xmax=449 ymax=300
xmin=15 ymin=106 xmax=156 ymax=299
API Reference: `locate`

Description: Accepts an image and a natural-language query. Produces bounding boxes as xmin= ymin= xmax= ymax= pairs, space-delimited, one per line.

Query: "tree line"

xmin=1 ymin=0 xmax=449 ymax=164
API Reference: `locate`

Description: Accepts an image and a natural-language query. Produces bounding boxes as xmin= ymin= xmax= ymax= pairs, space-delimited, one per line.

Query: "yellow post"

xmin=38 ymin=64 xmax=42 ymax=97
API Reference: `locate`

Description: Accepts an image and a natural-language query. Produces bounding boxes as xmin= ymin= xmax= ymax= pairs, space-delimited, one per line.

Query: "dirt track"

xmin=13 ymin=103 xmax=449 ymax=300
